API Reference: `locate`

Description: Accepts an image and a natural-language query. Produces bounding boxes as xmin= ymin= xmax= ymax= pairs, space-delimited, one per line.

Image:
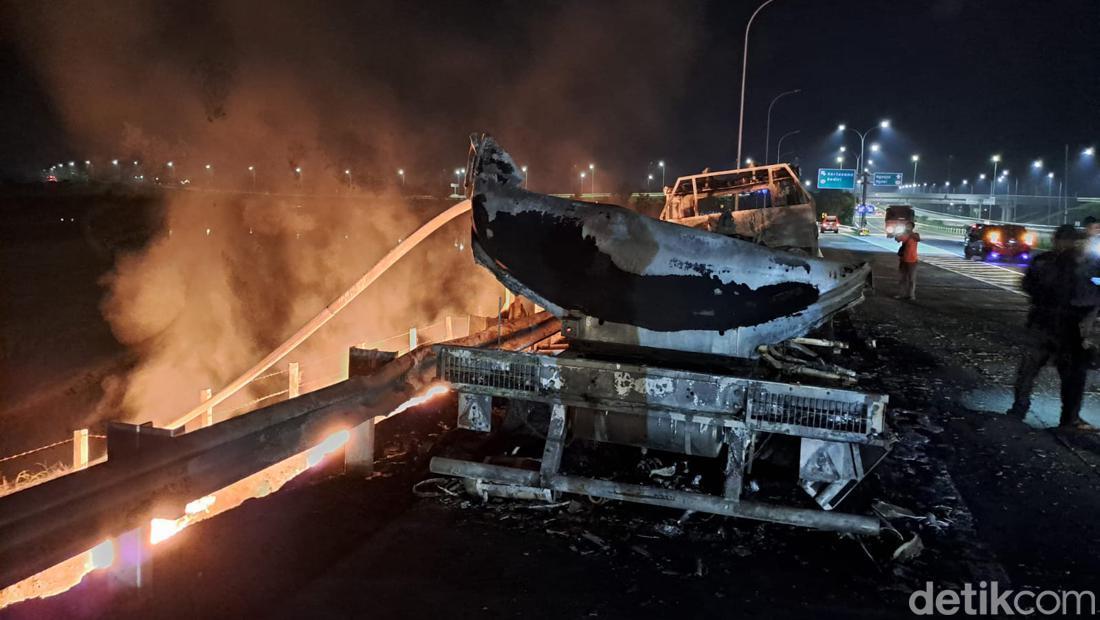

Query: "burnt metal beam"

xmin=0 ymin=313 xmax=559 ymax=589
xmin=429 ymin=457 xmax=879 ymax=535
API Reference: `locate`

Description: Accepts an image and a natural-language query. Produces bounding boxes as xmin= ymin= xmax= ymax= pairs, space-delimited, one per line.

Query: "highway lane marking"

xmin=840 ymin=230 xmax=1026 ymax=296
xmin=918 ymin=256 xmax=1025 ymax=296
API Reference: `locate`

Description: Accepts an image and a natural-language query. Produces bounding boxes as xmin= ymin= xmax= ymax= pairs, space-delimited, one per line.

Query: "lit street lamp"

xmin=647 ymin=174 xmax=654 ymax=191
xmin=911 ymin=155 xmax=919 ymax=188
xmin=397 ymin=169 xmax=405 ymax=186
xmin=521 ymin=165 xmax=529 ymax=189
xmin=588 ymin=163 xmax=596 ymax=194
xmin=579 ymin=171 xmax=587 ymax=195
xmin=346 ymin=168 xmax=353 ymax=189
xmin=837 ymin=119 xmax=890 ymax=216
xmin=248 ymin=165 xmax=256 ymax=190
xmin=745 ymin=158 xmax=754 ymax=166
xmin=990 ymin=155 xmax=1001 ymax=199
xmin=657 ymin=160 xmax=665 ymax=188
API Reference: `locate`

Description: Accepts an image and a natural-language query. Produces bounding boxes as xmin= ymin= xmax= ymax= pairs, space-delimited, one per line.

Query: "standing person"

xmin=894 ymin=222 xmax=920 ymax=300
xmin=1008 ymin=225 xmax=1097 ymax=430
xmin=1075 ymin=216 xmax=1100 ymax=364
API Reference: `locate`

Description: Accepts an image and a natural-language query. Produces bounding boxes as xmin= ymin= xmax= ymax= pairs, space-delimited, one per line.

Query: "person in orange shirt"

xmin=894 ymin=222 xmax=921 ymax=300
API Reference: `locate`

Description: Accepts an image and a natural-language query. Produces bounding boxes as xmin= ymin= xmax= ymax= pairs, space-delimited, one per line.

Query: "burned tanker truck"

xmin=429 ymin=135 xmax=891 ymax=535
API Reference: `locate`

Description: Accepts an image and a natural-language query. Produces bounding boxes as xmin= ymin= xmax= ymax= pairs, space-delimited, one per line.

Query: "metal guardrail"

xmin=0 ymin=314 xmax=483 ymax=496
xmin=0 ymin=313 xmax=559 ymax=590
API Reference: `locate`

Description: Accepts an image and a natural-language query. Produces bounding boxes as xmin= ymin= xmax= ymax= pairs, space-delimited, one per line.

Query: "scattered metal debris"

xmin=891 ymin=534 xmax=924 ymax=563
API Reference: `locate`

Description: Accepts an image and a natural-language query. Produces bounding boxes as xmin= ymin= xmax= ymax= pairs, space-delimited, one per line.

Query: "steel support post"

xmin=540 ymin=403 xmax=567 ymax=486
xmin=72 ymin=429 xmax=89 ymax=470
xmin=723 ymin=429 xmax=749 ymax=500
xmin=109 ymin=523 xmax=153 ymax=592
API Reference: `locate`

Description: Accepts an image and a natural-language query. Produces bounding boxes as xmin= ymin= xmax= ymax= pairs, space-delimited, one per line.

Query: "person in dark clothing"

xmin=1008 ymin=225 xmax=1097 ymax=430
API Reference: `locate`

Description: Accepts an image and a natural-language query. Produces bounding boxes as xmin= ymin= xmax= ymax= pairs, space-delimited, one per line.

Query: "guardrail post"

xmin=445 ymin=315 xmax=454 ymax=340
xmin=345 ymin=347 xmax=397 ymax=475
xmin=346 ymin=417 xmax=375 ymax=476
xmin=408 ymin=328 xmax=418 ymax=352
xmin=288 ymin=362 xmax=301 ymax=398
xmin=200 ymin=388 xmax=214 ymax=428
xmin=110 ymin=522 xmax=153 ymax=591
xmin=72 ymin=429 xmax=89 ymax=470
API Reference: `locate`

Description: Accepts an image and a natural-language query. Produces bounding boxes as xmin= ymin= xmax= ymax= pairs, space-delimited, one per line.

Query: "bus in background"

xmin=884 ymin=204 xmax=914 ymax=238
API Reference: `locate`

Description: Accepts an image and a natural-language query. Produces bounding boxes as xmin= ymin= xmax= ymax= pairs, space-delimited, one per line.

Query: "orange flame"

xmin=0 ymin=384 xmax=453 ymax=609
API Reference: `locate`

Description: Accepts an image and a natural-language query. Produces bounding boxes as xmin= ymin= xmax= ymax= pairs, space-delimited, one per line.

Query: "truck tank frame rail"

xmin=429 ymin=345 xmax=890 ymax=535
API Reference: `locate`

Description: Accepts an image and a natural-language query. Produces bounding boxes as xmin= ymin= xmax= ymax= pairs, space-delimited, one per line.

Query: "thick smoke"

xmin=5 ymin=0 xmax=701 ymax=424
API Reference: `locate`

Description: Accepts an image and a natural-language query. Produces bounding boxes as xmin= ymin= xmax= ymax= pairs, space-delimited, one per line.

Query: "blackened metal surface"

xmin=464 ymin=134 xmax=871 ymax=357
xmin=471 ymin=195 xmax=820 ymax=332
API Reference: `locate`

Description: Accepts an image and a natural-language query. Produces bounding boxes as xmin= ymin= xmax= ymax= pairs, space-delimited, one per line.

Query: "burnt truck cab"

xmin=883 ymin=205 xmax=915 ymax=238
xmin=659 ymin=164 xmax=818 ymax=255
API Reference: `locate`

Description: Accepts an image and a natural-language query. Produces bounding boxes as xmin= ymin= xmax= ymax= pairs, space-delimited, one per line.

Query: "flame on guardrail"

xmin=0 ymin=383 xmax=453 ymax=610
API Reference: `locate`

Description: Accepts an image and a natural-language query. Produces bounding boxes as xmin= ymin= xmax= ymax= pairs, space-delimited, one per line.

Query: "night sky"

xmin=0 ymin=0 xmax=1097 ymax=193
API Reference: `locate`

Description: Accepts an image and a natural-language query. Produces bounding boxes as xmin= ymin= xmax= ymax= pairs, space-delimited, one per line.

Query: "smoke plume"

xmin=4 ymin=0 xmax=702 ymax=423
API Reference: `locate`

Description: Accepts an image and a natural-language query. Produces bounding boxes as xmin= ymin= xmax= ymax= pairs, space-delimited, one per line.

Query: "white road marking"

xmin=839 ymin=229 xmax=1026 ymax=296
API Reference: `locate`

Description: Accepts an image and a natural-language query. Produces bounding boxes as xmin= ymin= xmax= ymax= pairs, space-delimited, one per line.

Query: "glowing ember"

xmin=0 ymin=384 xmax=452 ymax=610
xmin=185 ymin=495 xmax=216 ymax=515
xmin=306 ymin=429 xmax=350 ymax=468
xmin=149 ymin=517 xmax=186 ymax=545
xmin=384 ymin=384 xmax=450 ymax=420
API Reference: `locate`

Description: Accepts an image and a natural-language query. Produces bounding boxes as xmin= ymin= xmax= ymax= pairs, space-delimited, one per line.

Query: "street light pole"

xmin=521 ymin=165 xmax=528 ymax=190
xmin=1063 ymin=144 xmax=1069 ymax=222
xmin=589 ymin=163 xmax=596 ymax=194
xmin=839 ymin=121 xmax=889 ymax=226
xmin=911 ymin=155 xmax=919 ymax=187
xmin=774 ymin=129 xmax=800 ymax=164
xmin=764 ymin=88 xmax=800 ymax=164
xmin=735 ymin=0 xmax=776 ymax=167
xmin=990 ymin=155 xmax=1000 ymax=200
xmin=658 ymin=160 xmax=665 ymax=188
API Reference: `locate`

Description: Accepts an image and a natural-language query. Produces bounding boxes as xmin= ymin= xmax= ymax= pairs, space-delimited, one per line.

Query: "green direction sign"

xmin=872 ymin=172 xmax=904 ymax=187
xmin=817 ymin=168 xmax=856 ymax=190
